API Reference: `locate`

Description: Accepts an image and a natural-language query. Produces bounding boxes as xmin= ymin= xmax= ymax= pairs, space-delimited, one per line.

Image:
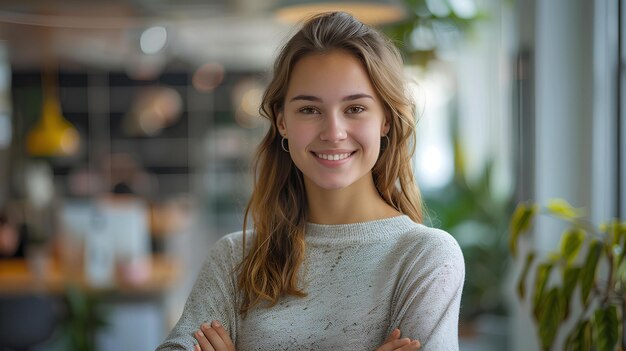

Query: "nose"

xmin=319 ymin=112 xmax=347 ymax=142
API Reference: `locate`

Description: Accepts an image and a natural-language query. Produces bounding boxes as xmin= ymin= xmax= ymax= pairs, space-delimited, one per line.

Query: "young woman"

xmin=157 ymin=11 xmax=464 ymax=351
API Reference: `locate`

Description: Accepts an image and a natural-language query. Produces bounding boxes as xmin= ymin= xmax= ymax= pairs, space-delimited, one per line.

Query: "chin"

xmin=307 ymin=176 xmax=357 ymax=191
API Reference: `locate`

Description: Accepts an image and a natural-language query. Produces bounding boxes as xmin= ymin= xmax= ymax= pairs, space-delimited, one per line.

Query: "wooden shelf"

xmin=0 ymin=255 xmax=181 ymax=296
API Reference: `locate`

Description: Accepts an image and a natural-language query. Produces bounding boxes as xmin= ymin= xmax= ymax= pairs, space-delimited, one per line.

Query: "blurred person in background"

xmin=106 ymin=153 xmax=157 ymax=197
xmin=158 ymin=12 xmax=464 ymax=351
xmin=0 ymin=209 xmax=23 ymax=258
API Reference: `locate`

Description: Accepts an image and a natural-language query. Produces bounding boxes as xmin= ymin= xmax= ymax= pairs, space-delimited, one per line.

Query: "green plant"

xmin=424 ymin=140 xmax=513 ymax=321
xmin=57 ymin=284 xmax=110 ymax=351
xmin=510 ymin=199 xmax=625 ymax=351
xmin=425 ymin=167 xmax=512 ymax=320
xmin=383 ymin=0 xmax=486 ymax=66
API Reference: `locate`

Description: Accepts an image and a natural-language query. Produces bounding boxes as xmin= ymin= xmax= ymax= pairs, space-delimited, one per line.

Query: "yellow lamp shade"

xmin=26 ymin=94 xmax=80 ymax=157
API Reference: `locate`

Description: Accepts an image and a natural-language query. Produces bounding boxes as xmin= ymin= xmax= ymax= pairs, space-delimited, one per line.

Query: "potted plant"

xmin=510 ymin=199 xmax=625 ymax=350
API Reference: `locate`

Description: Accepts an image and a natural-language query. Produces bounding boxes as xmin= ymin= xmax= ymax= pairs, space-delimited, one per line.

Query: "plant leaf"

xmin=517 ymin=252 xmax=535 ymax=299
xmin=561 ymin=266 xmax=580 ymax=320
xmin=608 ymin=219 xmax=620 ymax=245
xmin=618 ymin=221 xmax=626 ymax=265
xmin=510 ymin=203 xmax=538 ymax=257
xmin=533 ymin=262 xmax=553 ymax=321
xmin=592 ymin=305 xmax=619 ymax=351
xmin=617 ymin=259 xmax=626 ymax=286
xmin=546 ymin=198 xmax=584 ymax=219
xmin=559 ymin=228 xmax=585 ymax=265
xmin=547 ymin=251 xmax=561 ymax=263
xmin=580 ymin=240 xmax=602 ymax=307
xmin=565 ymin=320 xmax=592 ymax=351
xmin=538 ymin=288 xmax=564 ymax=350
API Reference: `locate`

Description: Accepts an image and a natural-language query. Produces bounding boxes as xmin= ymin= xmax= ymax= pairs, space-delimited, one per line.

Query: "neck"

xmin=305 ymin=173 xmax=400 ymax=225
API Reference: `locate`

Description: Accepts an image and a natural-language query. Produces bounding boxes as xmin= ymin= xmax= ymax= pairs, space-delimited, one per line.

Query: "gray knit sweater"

xmin=156 ymin=216 xmax=465 ymax=351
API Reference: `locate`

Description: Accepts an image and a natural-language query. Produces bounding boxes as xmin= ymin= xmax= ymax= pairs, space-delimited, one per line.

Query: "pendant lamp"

xmin=26 ymin=68 xmax=80 ymax=157
xmin=273 ymin=0 xmax=407 ymax=26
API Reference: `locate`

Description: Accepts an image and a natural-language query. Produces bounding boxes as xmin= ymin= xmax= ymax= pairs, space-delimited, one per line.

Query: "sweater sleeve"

xmin=391 ymin=230 xmax=465 ymax=351
xmin=156 ymin=233 xmax=242 ymax=351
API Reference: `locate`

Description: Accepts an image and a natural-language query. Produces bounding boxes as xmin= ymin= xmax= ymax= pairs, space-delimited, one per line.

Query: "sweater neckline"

xmin=305 ymin=215 xmax=418 ymax=245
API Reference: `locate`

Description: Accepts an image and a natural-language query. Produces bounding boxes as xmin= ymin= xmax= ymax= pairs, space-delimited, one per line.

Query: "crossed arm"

xmin=192 ymin=321 xmax=421 ymax=351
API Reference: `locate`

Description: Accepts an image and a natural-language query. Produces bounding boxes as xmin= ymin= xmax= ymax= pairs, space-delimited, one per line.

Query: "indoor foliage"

xmin=383 ymin=0 xmax=484 ymax=65
xmin=510 ymin=199 xmax=624 ymax=351
xmin=56 ymin=285 xmax=109 ymax=351
xmin=424 ymin=154 xmax=511 ymax=321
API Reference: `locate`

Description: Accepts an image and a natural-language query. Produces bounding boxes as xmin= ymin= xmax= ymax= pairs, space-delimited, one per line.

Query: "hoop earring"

xmin=381 ymin=135 xmax=390 ymax=151
xmin=281 ymin=137 xmax=289 ymax=153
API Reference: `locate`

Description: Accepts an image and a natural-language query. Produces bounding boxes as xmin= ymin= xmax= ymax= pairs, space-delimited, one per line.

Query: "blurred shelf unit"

xmin=10 ymin=67 xmax=267 ymax=232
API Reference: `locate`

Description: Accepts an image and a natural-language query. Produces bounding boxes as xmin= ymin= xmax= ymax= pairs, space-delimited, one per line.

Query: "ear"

xmin=381 ymin=110 xmax=391 ymax=136
xmin=277 ymin=110 xmax=287 ymax=137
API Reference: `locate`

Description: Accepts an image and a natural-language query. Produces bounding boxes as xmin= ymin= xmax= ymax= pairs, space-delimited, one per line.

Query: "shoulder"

xmin=395 ymin=224 xmax=465 ymax=274
xmin=204 ymin=230 xmax=250 ymax=267
xmin=215 ymin=230 xmax=245 ymax=249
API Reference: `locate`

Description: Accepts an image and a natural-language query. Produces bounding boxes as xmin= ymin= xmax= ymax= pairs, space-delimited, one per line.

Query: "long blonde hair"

xmin=237 ymin=11 xmax=423 ymax=314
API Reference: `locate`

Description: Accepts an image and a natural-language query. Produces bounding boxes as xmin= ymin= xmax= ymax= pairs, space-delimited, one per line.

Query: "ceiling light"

xmin=26 ymin=70 xmax=80 ymax=157
xmin=140 ymin=26 xmax=167 ymax=55
xmin=274 ymin=0 xmax=407 ymax=26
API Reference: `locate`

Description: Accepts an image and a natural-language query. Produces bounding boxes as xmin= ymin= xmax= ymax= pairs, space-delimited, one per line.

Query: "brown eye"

xmin=299 ymin=107 xmax=320 ymax=114
xmin=346 ymin=106 xmax=365 ymax=114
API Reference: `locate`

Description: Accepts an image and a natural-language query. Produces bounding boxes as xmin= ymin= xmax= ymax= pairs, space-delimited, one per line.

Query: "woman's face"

xmin=277 ymin=50 xmax=389 ymax=192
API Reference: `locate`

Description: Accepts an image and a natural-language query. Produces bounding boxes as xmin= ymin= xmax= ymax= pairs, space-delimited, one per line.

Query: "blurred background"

xmin=0 ymin=0 xmax=621 ymax=350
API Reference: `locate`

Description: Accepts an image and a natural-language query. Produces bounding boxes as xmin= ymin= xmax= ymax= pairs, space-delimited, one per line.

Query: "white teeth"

xmin=315 ymin=153 xmax=351 ymax=161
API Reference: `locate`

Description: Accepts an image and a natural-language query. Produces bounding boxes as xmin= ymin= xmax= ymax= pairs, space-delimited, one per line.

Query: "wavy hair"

xmin=237 ymin=11 xmax=423 ymax=314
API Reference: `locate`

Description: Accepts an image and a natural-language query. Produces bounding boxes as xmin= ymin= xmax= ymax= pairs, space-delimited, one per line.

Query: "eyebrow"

xmin=288 ymin=93 xmax=374 ymax=103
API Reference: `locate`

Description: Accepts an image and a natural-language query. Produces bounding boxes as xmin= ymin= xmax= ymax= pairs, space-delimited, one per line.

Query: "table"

xmin=0 ymin=255 xmax=181 ymax=295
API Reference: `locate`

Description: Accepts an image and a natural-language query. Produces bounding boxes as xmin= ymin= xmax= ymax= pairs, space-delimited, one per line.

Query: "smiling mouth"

xmin=313 ymin=151 xmax=356 ymax=161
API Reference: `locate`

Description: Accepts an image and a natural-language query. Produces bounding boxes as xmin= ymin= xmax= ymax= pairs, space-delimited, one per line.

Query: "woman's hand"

xmin=193 ymin=320 xmax=235 ymax=351
xmin=375 ymin=328 xmax=421 ymax=351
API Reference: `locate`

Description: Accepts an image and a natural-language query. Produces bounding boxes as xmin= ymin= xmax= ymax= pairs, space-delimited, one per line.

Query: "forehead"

xmin=286 ymin=50 xmax=377 ymax=98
